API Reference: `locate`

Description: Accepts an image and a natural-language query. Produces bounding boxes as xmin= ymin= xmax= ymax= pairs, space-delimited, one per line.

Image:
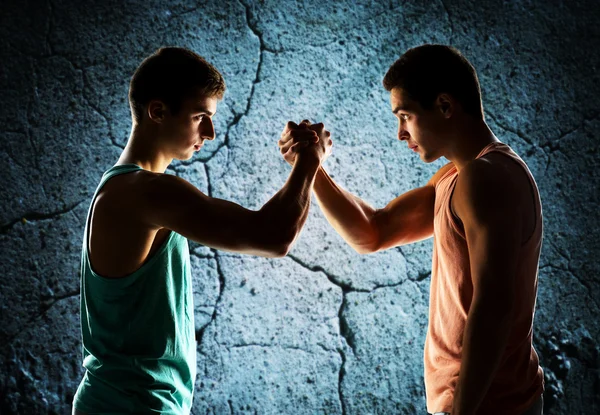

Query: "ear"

xmin=147 ymin=100 xmax=167 ymax=123
xmin=436 ymin=93 xmax=454 ymax=118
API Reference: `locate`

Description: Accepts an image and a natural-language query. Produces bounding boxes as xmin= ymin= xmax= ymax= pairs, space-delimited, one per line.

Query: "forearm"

xmin=258 ymin=152 xmax=320 ymax=253
xmin=313 ymin=167 xmax=377 ymax=253
xmin=453 ymin=299 xmax=513 ymax=415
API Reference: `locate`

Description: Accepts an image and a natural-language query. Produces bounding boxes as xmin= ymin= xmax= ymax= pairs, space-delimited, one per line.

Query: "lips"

xmin=409 ymin=144 xmax=419 ymax=152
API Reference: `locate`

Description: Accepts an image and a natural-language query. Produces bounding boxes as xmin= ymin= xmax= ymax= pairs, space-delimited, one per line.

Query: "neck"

xmin=443 ymin=117 xmax=498 ymax=172
xmin=117 ymin=123 xmax=173 ymax=173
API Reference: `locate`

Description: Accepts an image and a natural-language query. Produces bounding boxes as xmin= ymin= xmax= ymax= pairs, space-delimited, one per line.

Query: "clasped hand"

xmin=278 ymin=119 xmax=332 ymax=165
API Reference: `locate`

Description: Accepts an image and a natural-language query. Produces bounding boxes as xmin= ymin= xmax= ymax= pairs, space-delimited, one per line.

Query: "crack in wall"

xmin=78 ymin=66 xmax=125 ymax=151
xmin=227 ymin=343 xmax=335 ymax=354
xmin=1 ymin=289 xmax=79 ymax=349
xmin=541 ymin=112 xmax=600 ymax=152
xmin=190 ymin=250 xmax=216 ymax=260
xmin=195 ymin=250 xmax=225 ymax=345
xmin=540 ymin=263 xmax=599 ymax=319
xmin=486 ymin=111 xmax=536 ymax=148
xmin=337 ymin=345 xmax=349 ymax=415
xmin=40 ymin=289 xmax=79 ymax=313
xmin=413 ymin=270 xmax=431 ymax=282
xmin=287 ymin=253 xmax=411 ymax=293
xmin=485 ymin=111 xmax=552 ymax=173
xmin=544 ymin=242 xmax=600 ymax=311
xmin=203 ymin=162 xmax=214 ymax=202
xmin=488 ymin=110 xmax=600 ymax=169
xmin=2 ymin=128 xmax=27 ymax=135
xmin=237 ymin=2 xmax=406 ymax=54
xmin=439 ymin=0 xmax=455 ymax=43
xmin=27 ymin=63 xmax=41 ymax=171
xmin=337 ymin=290 xmax=356 ymax=356
xmin=0 ymin=200 xmax=83 ymax=235
xmin=177 ymin=0 xmax=413 ymax=171
xmin=45 ymin=54 xmax=124 ymax=151
xmin=287 ymin=254 xmax=366 ymax=292
xmin=195 ymin=163 xmax=227 ymax=352
xmin=237 ymin=0 xmax=270 ymax=118
xmin=335 ymin=285 xmax=352 ymax=415
xmin=45 ymin=0 xmax=55 ymax=56
xmin=2 ymin=141 xmax=28 ymax=170
xmin=168 ymin=6 xmax=201 ymax=19
xmin=285 ymin=253 xmax=359 ymax=415
xmin=178 ymin=0 xmax=268 ymax=170
xmin=286 ymin=248 xmax=424 ymax=414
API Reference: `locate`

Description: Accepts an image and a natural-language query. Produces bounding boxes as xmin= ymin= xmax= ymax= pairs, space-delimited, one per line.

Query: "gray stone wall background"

xmin=0 ymin=0 xmax=598 ymax=414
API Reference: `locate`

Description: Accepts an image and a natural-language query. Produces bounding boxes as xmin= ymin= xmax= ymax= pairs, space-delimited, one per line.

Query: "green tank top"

xmin=73 ymin=164 xmax=196 ymax=414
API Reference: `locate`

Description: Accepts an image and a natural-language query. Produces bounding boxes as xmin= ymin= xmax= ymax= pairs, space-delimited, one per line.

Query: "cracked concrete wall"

xmin=1 ymin=0 xmax=598 ymax=414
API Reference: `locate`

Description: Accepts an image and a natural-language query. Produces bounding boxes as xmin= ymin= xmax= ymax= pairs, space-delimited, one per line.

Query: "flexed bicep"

xmin=366 ymin=162 xmax=454 ymax=252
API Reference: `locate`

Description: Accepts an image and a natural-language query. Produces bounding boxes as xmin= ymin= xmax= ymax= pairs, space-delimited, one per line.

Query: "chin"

xmin=421 ymin=151 xmax=441 ymax=164
xmin=174 ymin=152 xmax=195 ymax=161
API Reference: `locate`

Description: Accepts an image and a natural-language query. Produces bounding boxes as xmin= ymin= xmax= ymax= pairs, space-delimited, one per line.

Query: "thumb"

xmin=290 ymin=141 xmax=310 ymax=153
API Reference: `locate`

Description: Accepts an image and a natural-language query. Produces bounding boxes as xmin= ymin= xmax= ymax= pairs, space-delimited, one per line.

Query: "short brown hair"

xmin=129 ymin=47 xmax=226 ymax=122
xmin=383 ymin=45 xmax=483 ymax=119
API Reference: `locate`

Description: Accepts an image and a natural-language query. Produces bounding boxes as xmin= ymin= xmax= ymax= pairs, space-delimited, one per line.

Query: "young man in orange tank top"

xmin=279 ymin=45 xmax=544 ymax=415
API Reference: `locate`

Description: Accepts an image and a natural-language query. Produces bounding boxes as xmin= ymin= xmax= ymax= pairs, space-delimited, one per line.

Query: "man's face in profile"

xmin=161 ymin=93 xmax=219 ymax=161
xmin=390 ymin=87 xmax=446 ymax=163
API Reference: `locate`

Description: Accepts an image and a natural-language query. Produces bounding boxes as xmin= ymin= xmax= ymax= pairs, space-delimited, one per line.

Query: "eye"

xmin=400 ymin=114 xmax=410 ymax=121
xmin=193 ymin=115 xmax=204 ymax=122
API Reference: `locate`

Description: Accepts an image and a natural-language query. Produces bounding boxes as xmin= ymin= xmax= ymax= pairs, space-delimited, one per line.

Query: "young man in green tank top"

xmin=279 ymin=45 xmax=544 ymax=415
xmin=72 ymin=47 xmax=332 ymax=415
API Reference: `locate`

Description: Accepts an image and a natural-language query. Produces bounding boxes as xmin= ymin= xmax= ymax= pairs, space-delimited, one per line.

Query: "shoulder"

xmin=458 ymin=156 xmax=509 ymax=188
xmin=427 ymin=162 xmax=455 ymax=187
xmin=97 ymin=170 xmax=199 ymax=210
xmin=135 ymin=171 xmax=206 ymax=206
xmin=453 ymin=156 xmax=520 ymax=221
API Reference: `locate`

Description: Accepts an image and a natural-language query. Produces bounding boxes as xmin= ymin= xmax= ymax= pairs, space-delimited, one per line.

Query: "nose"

xmin=201 ymin=117 xmax=215 ymax=140
xmin=397 ymin=119 xmax=409 ymax=141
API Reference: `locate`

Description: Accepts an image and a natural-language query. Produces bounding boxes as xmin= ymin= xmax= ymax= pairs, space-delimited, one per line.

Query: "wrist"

xmin=295 ymin=151 xmax=321 ymax=170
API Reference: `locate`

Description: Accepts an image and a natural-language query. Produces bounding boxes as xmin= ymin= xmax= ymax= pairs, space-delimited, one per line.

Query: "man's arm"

xmin=278 ymin=120 xmax=453 ymax=254
xmin=451 ymin=158 xmax=522 ymax=415
xmin=312 ymin=164 xmax=453 ymax=253
xmin=136 ymin=130 xmax=322 ymax=258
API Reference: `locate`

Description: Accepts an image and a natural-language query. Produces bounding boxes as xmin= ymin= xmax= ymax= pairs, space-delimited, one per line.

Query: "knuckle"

xmin=291 ymin=130 xmax=308 ymax=139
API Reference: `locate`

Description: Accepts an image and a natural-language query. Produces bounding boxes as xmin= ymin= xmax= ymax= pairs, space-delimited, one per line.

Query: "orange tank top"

xmin=424 ymin=142 xmax=544 ymax=414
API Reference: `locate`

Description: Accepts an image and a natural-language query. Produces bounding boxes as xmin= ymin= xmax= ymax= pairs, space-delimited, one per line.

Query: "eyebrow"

xmin=194 ymin=106 xmax=214 ymax=116
xmin=392 ymin=105 xmax=408 ymax=114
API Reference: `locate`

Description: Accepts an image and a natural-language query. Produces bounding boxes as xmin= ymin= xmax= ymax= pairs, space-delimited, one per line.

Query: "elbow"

xmin=472 ymin=291 xmax=515 ymax=325
xmin=352 ymin=244 xmax=375 ymax=255
xmin=253 ymin=210 xmax=297 ymax=258
xmin=351 ymin=239 xmax=379 ymax=255
xmin=264 ymin=230 xmax=297 ymax=258
xmin=254 ymin=241 xmax=291 ymax=258
xmin=350 ymin=230 xmax=381 ymax=255
xmin=271 ymin=243 xmax=292 ymax=258
xmin=351 ymin=215 xmax=382 ymax=255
